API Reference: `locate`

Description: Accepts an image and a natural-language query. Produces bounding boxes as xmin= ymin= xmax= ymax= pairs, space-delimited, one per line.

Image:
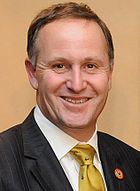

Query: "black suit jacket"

xmin=0 ymin=110 xmax=140 ymax=191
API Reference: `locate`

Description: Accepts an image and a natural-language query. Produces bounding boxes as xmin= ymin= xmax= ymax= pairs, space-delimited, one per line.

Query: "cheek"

xmin=90 ymin=74 xmax=111 ymax=93
xmin=37 ymin=72 xmax=64 ymax=94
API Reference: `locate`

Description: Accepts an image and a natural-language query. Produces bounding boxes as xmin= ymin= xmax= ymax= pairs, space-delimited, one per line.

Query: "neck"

xmin=61 ymin=125 xmax=96 ymax=142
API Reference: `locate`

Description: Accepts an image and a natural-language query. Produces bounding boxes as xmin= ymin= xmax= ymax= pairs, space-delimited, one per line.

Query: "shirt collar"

xmin=34 ymin=106 xmax=101 ymax=162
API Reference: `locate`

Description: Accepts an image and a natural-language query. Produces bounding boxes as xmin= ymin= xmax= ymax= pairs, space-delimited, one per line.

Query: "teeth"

xmin=64 ymin=98 xmax=88 ymax=104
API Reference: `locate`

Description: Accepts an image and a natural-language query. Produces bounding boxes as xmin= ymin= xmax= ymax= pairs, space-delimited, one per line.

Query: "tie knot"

xmin=70 ymin=144 xmax=95 ymax=165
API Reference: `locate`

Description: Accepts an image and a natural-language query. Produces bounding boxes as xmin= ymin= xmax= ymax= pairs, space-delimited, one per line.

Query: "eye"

xmin=86 ymin=64 xmax=96 ymax=69
xmin=55 ymin=64 xmax=64 ymax=68
xmin=52 ymin=63 xmax=68 ymax=73
xmin=84 ymin=63 xmax=97 ymax=73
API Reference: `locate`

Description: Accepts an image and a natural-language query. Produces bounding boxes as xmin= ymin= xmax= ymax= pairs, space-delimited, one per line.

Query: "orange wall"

xmin=0 ymin=0 xmax=140 ymax=150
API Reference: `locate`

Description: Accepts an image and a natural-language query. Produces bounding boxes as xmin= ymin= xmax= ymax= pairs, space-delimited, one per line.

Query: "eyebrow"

xmin=82 ymin=57 xmax=104 ymax=63
xmin=47 ymin=56 xmax=105 ymax=65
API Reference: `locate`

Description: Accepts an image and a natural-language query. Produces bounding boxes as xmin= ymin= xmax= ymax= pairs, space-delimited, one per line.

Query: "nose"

xmin=66 ymin=67 xmax=87 ymax=93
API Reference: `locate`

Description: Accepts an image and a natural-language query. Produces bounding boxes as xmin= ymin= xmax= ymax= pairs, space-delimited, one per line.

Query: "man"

xmin=0 ymin=2 xmax=139 ymax=191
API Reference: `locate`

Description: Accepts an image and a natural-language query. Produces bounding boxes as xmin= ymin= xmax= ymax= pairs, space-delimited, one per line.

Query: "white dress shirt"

xmin=34 ymin=106 xmax=107 ymax=191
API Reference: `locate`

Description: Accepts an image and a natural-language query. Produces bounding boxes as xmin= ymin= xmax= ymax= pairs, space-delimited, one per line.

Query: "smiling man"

xmin=26 ymin=18 xmax=112 ymax=142
xmin=0 ymin=2 xmax=139 ymax=191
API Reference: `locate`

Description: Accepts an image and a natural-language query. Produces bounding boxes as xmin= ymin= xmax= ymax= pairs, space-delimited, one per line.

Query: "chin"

xmin=59 ymin=116 xmax=94 ymax=130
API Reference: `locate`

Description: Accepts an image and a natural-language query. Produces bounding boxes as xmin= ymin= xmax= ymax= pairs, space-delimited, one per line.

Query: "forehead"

xmin=36 ymin=18 xmax=108 ymax=62
xmin=37 ymin=18 xmax=106 ymax=45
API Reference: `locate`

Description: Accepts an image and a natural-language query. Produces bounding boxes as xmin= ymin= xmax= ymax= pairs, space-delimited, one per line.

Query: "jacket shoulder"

xmin=98 ymin=131 xmax=140 ymax=158
xmin=0 ymin=109 xmax=35 ymax=151
xmin=0 ymin=124 xmax=23 ymax=161
xmin=98 ymin=131 xmax=140 ymax=151
xmin=0 ymin=124 xmax=22 ymax=145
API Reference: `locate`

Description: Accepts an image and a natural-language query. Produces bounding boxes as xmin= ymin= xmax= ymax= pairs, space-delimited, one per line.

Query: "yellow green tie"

xmin=70 ymin=144 xmax=105 ymax=191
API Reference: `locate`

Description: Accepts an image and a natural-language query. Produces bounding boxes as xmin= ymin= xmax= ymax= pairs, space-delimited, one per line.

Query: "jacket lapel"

xmin=98 ymin=132 xmax=135 ymax=191
xmin=30 ymin=146 xmax=73 ymax=191
xmin=98 ymin=134 xmax=120 ymax=191
xmin=21 ymin=110 xmax=73 ymax=191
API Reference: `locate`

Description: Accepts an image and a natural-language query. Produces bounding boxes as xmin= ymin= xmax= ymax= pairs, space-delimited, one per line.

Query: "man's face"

xmin=26 ymin=19 xmax=113 ymax=136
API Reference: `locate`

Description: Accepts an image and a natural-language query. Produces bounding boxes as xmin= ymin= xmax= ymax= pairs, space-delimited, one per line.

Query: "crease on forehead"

xmin=36 ymin=18 xmax=107 ymax=46
xmin=35 ymin=18 xmax=109 ymax=65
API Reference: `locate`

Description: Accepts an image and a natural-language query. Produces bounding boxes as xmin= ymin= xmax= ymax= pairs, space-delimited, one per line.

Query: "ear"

xmin=108 ymin=64 xmax=114 ymax=91
xmin=25 ymin=58 xmax=38 ymax=90
xmin=108 ymin=74 xmax=112 ymax=91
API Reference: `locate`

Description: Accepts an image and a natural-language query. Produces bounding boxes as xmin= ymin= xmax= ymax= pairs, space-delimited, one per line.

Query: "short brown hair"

xmin=27 ymin=2 xmax=114 ymax=66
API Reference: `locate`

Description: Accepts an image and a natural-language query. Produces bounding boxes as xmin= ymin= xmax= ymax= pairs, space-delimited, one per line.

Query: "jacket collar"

xmin=98 ymin=131 xmax=137 ymax=191
xmin=20 ymin=110 xmax=136 ymax=191
xmin=21 ymin=109 xmax=73 ymax=191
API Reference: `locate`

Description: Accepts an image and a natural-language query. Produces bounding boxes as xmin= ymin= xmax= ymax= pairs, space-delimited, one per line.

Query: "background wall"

xmin=0 ymin=0 xmax=140 ymax=150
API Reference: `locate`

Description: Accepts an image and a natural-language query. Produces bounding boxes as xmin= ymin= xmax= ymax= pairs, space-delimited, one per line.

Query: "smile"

xmin=61 ymin=97 xmax=89 ymax=104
